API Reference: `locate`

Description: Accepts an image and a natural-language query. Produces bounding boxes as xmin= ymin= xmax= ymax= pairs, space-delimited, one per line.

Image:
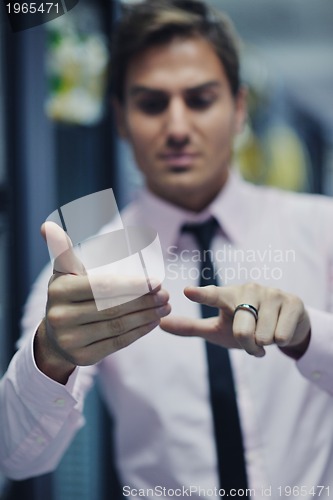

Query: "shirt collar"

xmin=209 ymin=169 xmax=254 ymax=245
xmin=135 ymin=169 xmax=252 ymax=251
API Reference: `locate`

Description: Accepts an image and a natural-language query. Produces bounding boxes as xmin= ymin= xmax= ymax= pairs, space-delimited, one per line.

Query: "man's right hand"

xmin=34 ymin=222 xmax=171 ymax=384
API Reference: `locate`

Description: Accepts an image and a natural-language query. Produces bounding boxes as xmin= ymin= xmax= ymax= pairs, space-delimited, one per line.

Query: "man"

xmin=1 ymin=0 xmax=333 ymax=498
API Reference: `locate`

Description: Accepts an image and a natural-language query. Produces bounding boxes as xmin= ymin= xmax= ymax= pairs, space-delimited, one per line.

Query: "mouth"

xmin=159 ymin=152 xmax=199 ymax=170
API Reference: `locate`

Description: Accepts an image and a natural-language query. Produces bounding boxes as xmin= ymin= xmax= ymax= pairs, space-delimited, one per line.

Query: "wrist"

xmin=34 ymin=320 xmax=76 ymax=384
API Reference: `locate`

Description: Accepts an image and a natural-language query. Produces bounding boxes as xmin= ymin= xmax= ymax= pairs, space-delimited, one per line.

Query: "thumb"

xmin=41 ymin=221 xmax=85 ymax=275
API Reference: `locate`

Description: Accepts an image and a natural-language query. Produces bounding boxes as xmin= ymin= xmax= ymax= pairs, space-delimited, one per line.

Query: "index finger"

xmin=160 ymin=315 xmax=219 ymax=339
xmin=52 ymin=273 xmax=161 ymax=303
xmin=184 ymin=285 xmax=234 ymax=313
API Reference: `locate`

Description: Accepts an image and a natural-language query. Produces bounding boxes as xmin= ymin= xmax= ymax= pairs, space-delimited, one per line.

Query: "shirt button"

xmin=54 ymin=398 xmax=66 ymax=407
xmin=311 ymin=370 xmax=322 ymax=381
xmin=36 ymin=436 xmax=46 ymax=446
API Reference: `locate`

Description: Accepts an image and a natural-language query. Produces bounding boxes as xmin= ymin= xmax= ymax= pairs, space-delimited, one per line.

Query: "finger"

xmin=233 ymin=298 xmax=265 ymax=357
xmin=41 ymin=221 xmax=85 ymax=275
xmin=58 ymin=303 xmax=170 ymax=348
xmin=160 ymin=315 xmax=220 ymax=340
xmin=184 ymin=285 xmax=224 ymax=307
xmin=90 ymin=303 xmax=171 ymax=342
xmin=73 ymin=320 xmax=162 ymax=365
xmin=254 ymin=302 xmax=279 ymax=347
xmin=88 ymin=274 xmax=161 ymax=301
xmin=273 ymin=297 xmax=304 ymax=347
xmin=50 ymin=273 xmax=162 ymax=303
xmin=185 ymin=285 xmax=265 ymax=355
xmin=50 ymin=289 xmax=170 ymax=327
xmin=89 ymin=288 xmax=169 ymax=321
xmin=183 ymin=285 xmax=236 ymax=316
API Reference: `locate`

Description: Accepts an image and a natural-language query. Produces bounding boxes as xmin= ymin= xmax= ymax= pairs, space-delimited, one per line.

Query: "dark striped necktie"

xmin=182 ymin=218 xmax=248 ymax=496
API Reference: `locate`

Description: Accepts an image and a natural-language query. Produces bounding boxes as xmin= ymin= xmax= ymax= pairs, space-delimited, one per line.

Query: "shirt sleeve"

xmin=0 ymin=264 xmax=96 ymax=480
xmin=296 ymin=309 xmax=333 ymax=396
xmin=296 ymin=199 xmax=333 ymax=396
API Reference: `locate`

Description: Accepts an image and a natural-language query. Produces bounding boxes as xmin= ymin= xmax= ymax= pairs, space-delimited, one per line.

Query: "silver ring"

xmin=234 ymin=303 xmax=259 ymax=322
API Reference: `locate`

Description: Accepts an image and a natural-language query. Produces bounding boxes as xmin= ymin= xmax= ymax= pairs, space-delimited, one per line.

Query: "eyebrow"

xmin=129 ymin=81 xmax=221 ymax=97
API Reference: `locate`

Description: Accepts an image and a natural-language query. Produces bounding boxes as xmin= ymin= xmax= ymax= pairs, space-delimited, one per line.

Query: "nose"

xmin=165 ymin=97 xmax=191 ymax=147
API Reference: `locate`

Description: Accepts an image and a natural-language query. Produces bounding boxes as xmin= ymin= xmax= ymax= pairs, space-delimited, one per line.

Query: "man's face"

xmin=116 ymin=36 xmax=246 ymax=212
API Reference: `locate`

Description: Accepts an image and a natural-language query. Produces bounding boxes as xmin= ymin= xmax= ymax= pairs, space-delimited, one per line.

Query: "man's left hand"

xmin=160 ymin=283 xmax=311 ymax=359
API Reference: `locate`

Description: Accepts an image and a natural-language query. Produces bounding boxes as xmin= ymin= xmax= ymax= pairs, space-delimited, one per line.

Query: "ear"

xmin=233 ymin=86 xmax=248 ymax=134
xmin=112 ymin=98 xmax=129 ymax=139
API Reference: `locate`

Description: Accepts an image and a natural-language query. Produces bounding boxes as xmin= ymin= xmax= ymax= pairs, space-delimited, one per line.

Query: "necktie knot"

xmin=182 ymin=217 xmax=219 ymax=251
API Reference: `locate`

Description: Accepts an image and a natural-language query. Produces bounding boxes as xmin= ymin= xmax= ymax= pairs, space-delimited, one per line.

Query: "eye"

xmin=186 ymin=94 xmax=216 ymax=110
xmin=137 ymin=98 xmax=168 ymax=115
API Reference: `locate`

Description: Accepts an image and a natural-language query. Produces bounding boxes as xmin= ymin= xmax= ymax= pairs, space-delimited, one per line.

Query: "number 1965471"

xmin=6 ymin=3 xmax=59 ymax=14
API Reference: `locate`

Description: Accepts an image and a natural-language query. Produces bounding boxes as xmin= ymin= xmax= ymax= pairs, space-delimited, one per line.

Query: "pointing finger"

xmin=184 ymin=285 xmax=222 ymax=306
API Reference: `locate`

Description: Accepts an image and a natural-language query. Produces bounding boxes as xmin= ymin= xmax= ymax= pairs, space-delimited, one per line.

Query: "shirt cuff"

xmin=297 ymin=307 xmax=333 ymax=395
xmin=12 ymin=331 xmax=80 ymax=421
xmin=1 ymin=333 xmax=87 ymax=479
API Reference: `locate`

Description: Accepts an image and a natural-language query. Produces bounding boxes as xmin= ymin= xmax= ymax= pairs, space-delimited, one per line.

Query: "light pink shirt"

xmin=1 ymin=172 xmax=333 ymax=499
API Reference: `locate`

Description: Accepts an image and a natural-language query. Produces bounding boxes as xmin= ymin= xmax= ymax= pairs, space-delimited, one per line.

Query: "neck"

xmin=147 ymin=177 xmax=228 ymax=213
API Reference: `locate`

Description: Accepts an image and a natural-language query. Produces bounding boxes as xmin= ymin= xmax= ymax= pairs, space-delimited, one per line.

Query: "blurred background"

xmin=0 ymin=0 xmax=332 ymax=498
